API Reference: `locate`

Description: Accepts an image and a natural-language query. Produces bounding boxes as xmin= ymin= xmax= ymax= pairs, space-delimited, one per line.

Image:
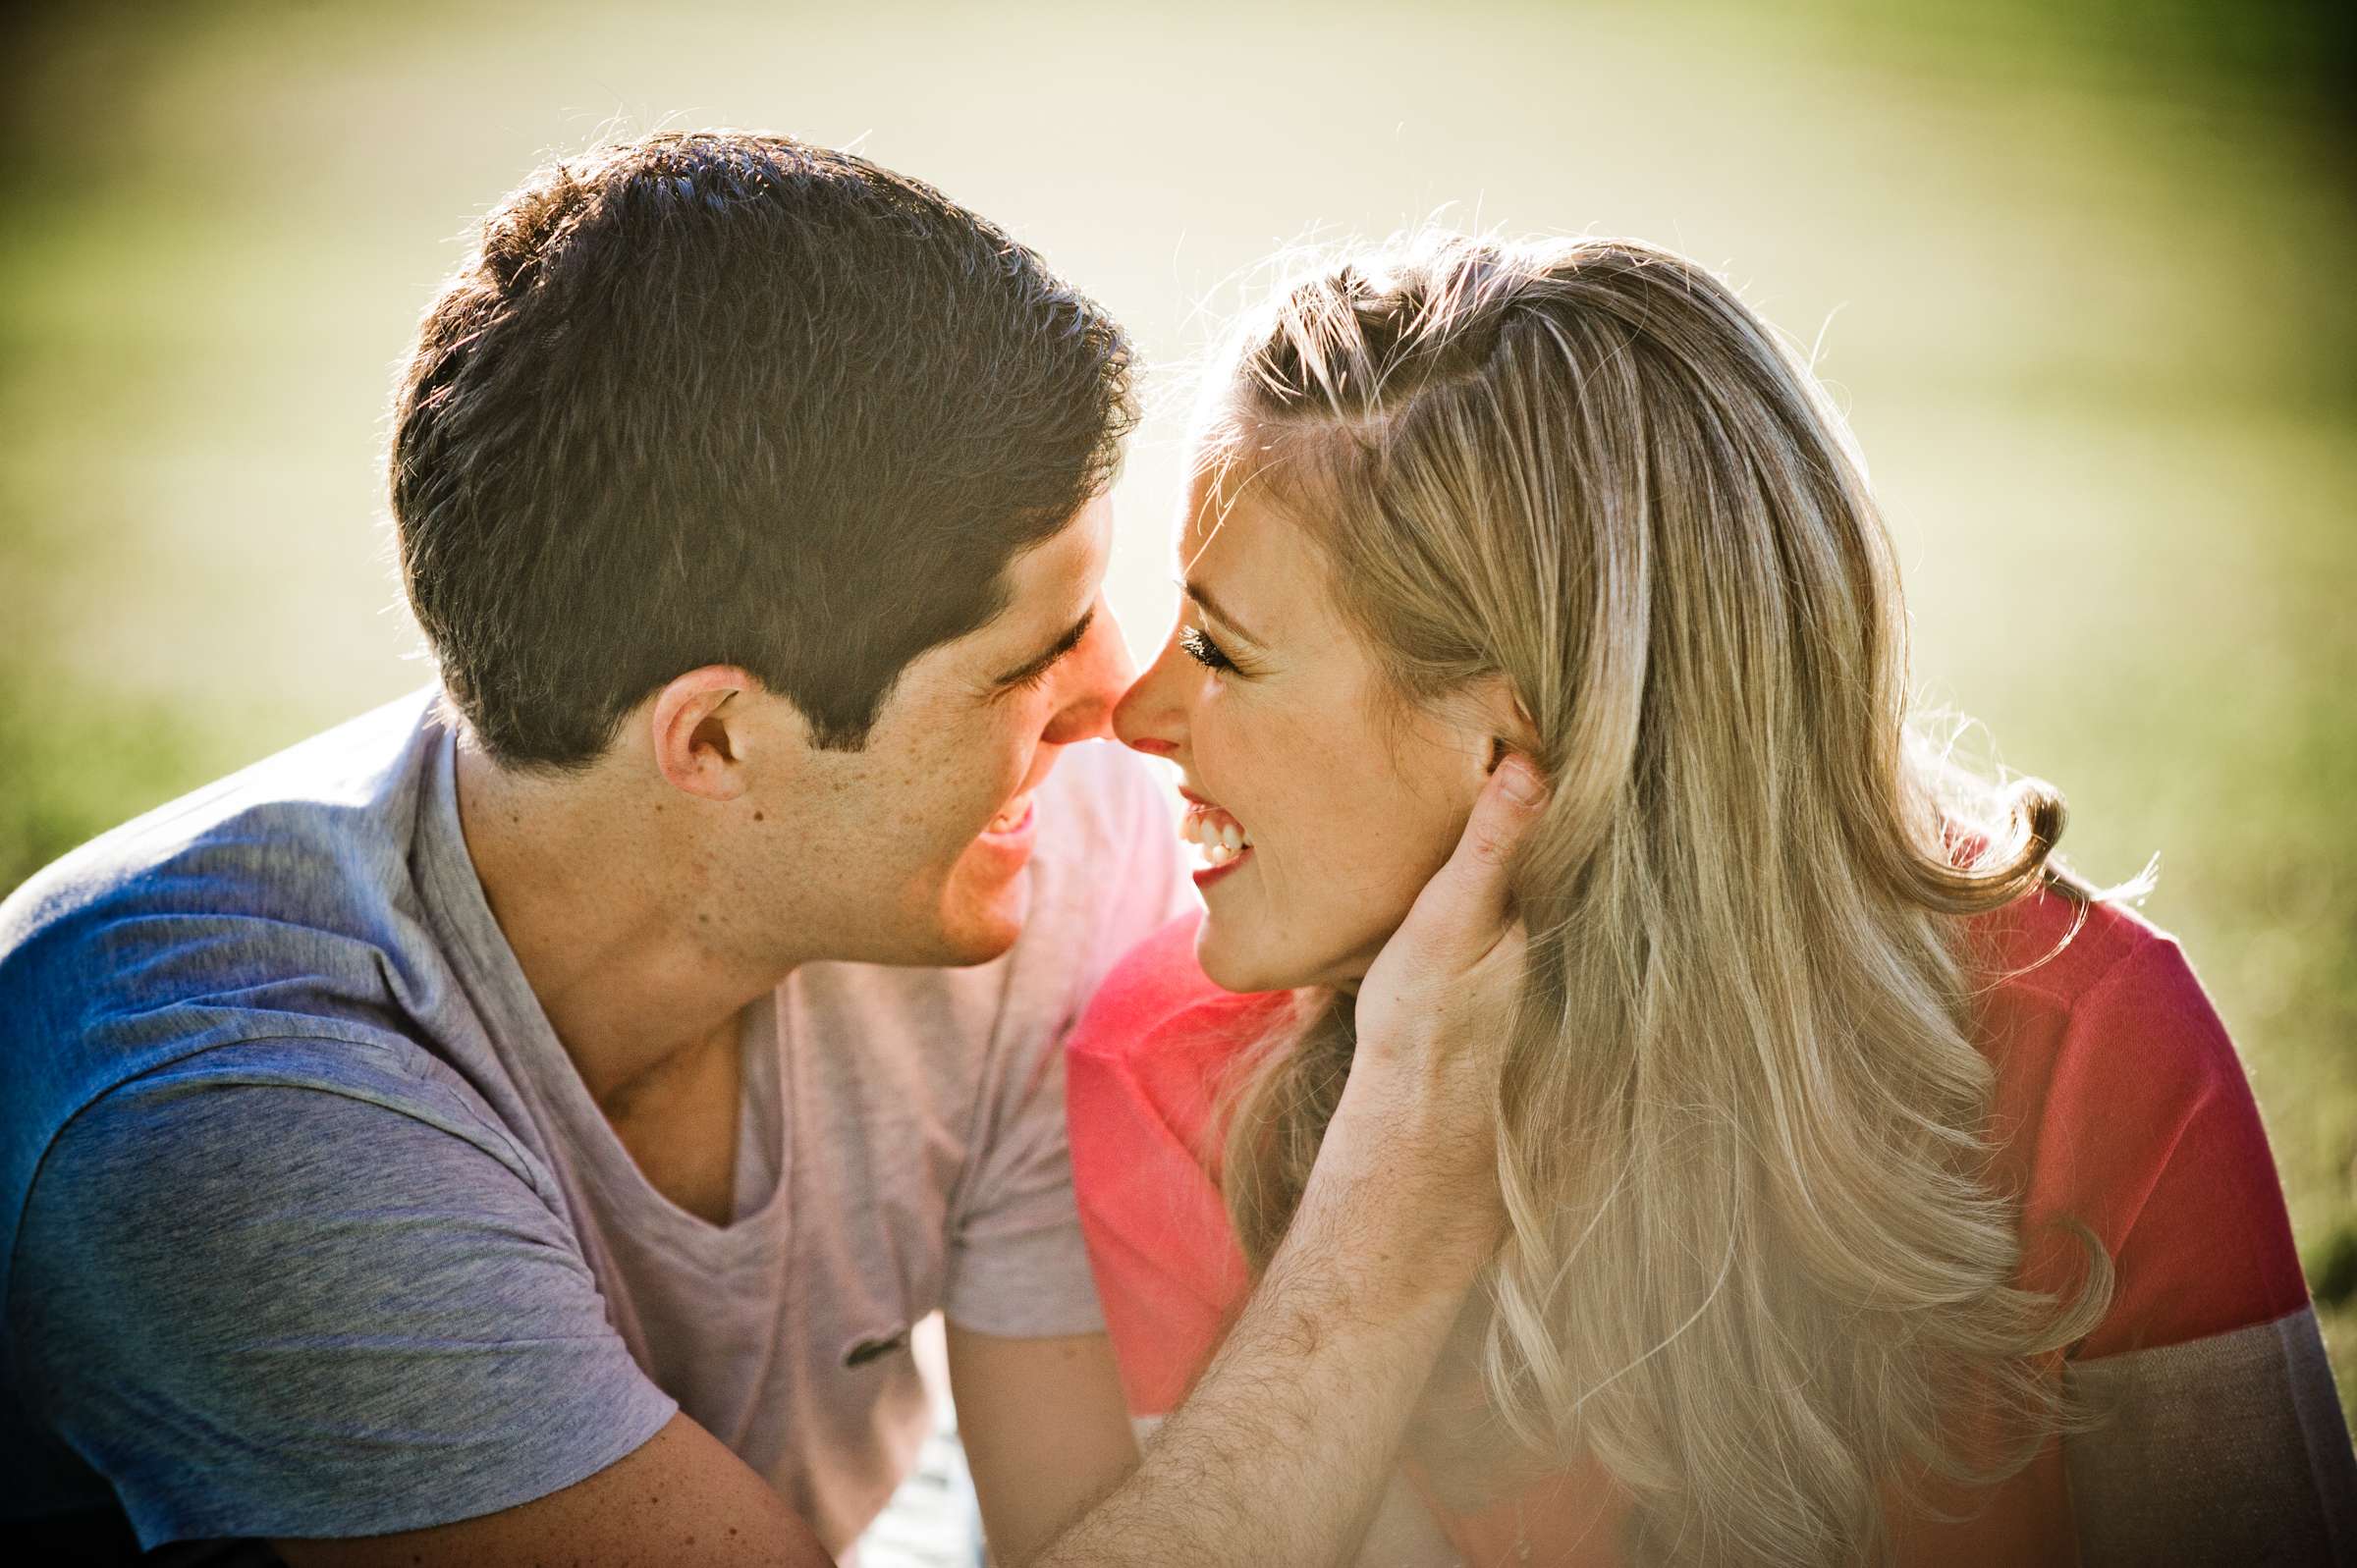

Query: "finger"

xmin=1392 ymin=756 xmax=1549 ymax=971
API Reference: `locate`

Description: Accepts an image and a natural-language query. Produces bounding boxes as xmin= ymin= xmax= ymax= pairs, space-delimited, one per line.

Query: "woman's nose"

xmin=1113 ymin=632 xmax=1186 ymax=758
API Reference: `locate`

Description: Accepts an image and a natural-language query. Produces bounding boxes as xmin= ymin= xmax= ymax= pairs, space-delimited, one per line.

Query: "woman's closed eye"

xmin=1178 ymin=625 xmax=1234 ymax=673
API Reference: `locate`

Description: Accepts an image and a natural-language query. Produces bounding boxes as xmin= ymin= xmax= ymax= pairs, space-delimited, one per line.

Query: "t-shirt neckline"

xmin=409 ymin=716 xmax=793 ymax=1256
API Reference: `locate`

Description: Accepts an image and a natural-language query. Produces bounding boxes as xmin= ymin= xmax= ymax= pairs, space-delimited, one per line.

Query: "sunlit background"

xmin=5 ymin=0 xmax=2352 ymax=1448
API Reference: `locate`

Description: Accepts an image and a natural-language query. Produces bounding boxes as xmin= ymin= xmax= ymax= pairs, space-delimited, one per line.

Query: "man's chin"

xmin=928 ymin=864 xmax=1031 ymax=967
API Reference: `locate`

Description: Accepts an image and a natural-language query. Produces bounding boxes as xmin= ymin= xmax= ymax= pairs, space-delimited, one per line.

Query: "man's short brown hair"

xmin=390 ymin=131 xmax=1136 ymax=767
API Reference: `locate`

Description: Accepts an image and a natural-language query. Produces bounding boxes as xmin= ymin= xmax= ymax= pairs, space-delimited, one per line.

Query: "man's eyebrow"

xmin=992 ymin=607 xmax=1095 ymax=688
xmin=1181 ymin=578 xmax=1264 ymax=647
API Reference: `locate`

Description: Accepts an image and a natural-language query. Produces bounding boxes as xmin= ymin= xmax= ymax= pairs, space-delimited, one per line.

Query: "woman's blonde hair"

xmin=1205 ymin=233 xmax=2113 ymax=1566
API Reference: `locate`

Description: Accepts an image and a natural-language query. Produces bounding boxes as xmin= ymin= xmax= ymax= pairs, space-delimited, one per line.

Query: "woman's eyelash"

xmin=1178 ymin=625 xmax=1233 ymax=672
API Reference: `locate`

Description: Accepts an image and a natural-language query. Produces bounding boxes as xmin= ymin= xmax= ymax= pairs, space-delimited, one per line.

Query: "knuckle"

xmin=1467 ymin=825 xmax=1512 ymax=866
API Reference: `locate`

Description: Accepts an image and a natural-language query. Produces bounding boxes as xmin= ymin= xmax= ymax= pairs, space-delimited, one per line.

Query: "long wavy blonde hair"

xmin=1208 ymin=234 xmax=2114 ymax=1566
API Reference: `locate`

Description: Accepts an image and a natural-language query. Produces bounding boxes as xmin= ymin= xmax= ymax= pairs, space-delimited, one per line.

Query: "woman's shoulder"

xmin=1974 ymin=882 xmax=2310 ymax=1355
xmin=1066 ymin=912 xmax=1274 ymax=1417
xmin=1976 ymin=873 xmax=2166 ymax=992
xmin=1974 ymin=880 xmax=2236 ymax=1098
xmin=1067 ymin=909 xmax=1293 ymax=1182
xmin=1068 ymin=909 xmax=1291 ymax=1072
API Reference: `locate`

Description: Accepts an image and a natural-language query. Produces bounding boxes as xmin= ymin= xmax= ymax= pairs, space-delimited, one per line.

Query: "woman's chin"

xmin=1194 ymin=914 xmax=1370 ymax=997
xmin=1194 ymin=919 xmax=1292 ymax=996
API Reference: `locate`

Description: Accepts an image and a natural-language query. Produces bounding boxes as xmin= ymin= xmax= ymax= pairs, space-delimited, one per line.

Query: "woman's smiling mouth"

xmin=1178 ymin=786 xmax=1254 ymax=883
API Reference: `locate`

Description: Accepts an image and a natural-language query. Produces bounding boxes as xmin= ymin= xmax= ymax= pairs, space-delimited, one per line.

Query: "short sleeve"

xmin=8 ymin=1047 xmax=678 ymax=1549
xmin=2006 ymin=937 xmax=2357 ymax=1558
xmin=942 ymin=1016 xmax=1107 ymax=1338
xmin=2030 ymin=938 xmax=2312 ymax=1359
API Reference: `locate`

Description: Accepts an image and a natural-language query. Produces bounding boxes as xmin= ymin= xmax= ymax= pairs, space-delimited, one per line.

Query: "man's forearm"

xmin=1034 ymin=759 xmax=1543 ymax=1566
xmin=1033 ymin=1145 xmax=1486 ymax=1568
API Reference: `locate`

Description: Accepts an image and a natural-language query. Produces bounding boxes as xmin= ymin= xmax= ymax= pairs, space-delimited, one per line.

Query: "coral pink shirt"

xmin=1067 ymin=889 xmax=2340 ymax=1564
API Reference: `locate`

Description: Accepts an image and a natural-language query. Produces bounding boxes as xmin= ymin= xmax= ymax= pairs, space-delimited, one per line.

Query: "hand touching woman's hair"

xmin=1207 ymin=233 xmax=2111 ymax=1567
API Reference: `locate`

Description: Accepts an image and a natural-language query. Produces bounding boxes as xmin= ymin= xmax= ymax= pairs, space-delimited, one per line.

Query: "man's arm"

xmin=283 ymin=1344 xmax=1133 ymax=1568
xmin=1035 ymin=1119 xmax=1491 ymax=1565
xmin=7 ymin=1048 xmax=692 ymax=1562
xmin=299 ymin=1139 xmax=1491 ymax=1568
xmin=948 ymin=1325 xmax=1138 ymax=1563
xmin=1031 ymin=756 xmax=1545 ymax=1567
xmin=276 ymin=1414 xmax=831 ymax=1568
xmin=288 ymin=758 xmax=1541 ymax=1568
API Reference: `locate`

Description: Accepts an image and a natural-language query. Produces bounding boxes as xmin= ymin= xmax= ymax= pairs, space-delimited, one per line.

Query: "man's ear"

xmin=648 ymin=666 xmax=764 ymax=802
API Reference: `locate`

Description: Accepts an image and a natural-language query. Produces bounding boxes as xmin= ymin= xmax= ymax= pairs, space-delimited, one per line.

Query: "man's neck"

xmin=451 ymin=739 xmax=785 ymax=1109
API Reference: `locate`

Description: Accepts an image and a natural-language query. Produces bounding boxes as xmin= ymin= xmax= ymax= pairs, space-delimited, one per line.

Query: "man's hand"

xmin=1336 ymin=752 xmax=1544 ymax=1259
xmin=1032 ymin=756 xmax=1551 ymax=1568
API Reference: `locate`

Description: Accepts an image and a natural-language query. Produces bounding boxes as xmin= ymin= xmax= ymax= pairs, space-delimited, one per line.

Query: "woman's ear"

xmin=1452 ymin=670 xmax=1546 ymax=796
xmin=1465 ymin=674 xmax=1539 ymax=780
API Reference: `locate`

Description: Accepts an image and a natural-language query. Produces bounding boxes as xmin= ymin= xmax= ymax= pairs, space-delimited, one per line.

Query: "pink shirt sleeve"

xmin=1984 ymin=899 xmax=2312 ymax=1357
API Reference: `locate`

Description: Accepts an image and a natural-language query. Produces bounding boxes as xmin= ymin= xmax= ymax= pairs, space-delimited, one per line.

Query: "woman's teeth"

xmin=1180 ymin=805 xmax=1253 ymax=866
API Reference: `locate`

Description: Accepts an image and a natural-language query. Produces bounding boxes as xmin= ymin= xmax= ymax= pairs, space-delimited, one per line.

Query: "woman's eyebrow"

xmin=1179 ymin=577 xmax=1264 ymax=647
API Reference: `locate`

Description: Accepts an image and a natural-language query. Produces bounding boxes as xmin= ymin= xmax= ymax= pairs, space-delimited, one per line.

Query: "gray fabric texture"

xmin=2065 ymin=1306 xmax=2357 ymax=1565
xmin=2 ymin=689 xmax=1186 ymax=1553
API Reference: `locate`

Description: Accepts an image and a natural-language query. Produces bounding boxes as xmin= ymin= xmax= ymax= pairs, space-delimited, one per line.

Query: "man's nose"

xmin=1040 ymin=602 xmax=1133 ymax=745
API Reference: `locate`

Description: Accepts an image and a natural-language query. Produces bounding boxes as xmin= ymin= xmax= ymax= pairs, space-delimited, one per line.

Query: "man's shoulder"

xmin=44 ymin=1034 xmax=521 ymax=1181
xmin=0 ymin=687 xmax=443 ymax=964
xmin=0 ymin=689 xmax=456 ymax=1245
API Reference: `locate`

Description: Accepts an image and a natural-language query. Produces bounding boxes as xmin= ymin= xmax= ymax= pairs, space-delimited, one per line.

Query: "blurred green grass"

xmin=4 ymin=0 xmax=2351 ymax=1421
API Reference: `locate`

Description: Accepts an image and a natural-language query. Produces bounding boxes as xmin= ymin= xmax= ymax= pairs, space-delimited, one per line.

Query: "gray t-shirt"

xmin=0 ymin=688 xmax=1186 ymax=1554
